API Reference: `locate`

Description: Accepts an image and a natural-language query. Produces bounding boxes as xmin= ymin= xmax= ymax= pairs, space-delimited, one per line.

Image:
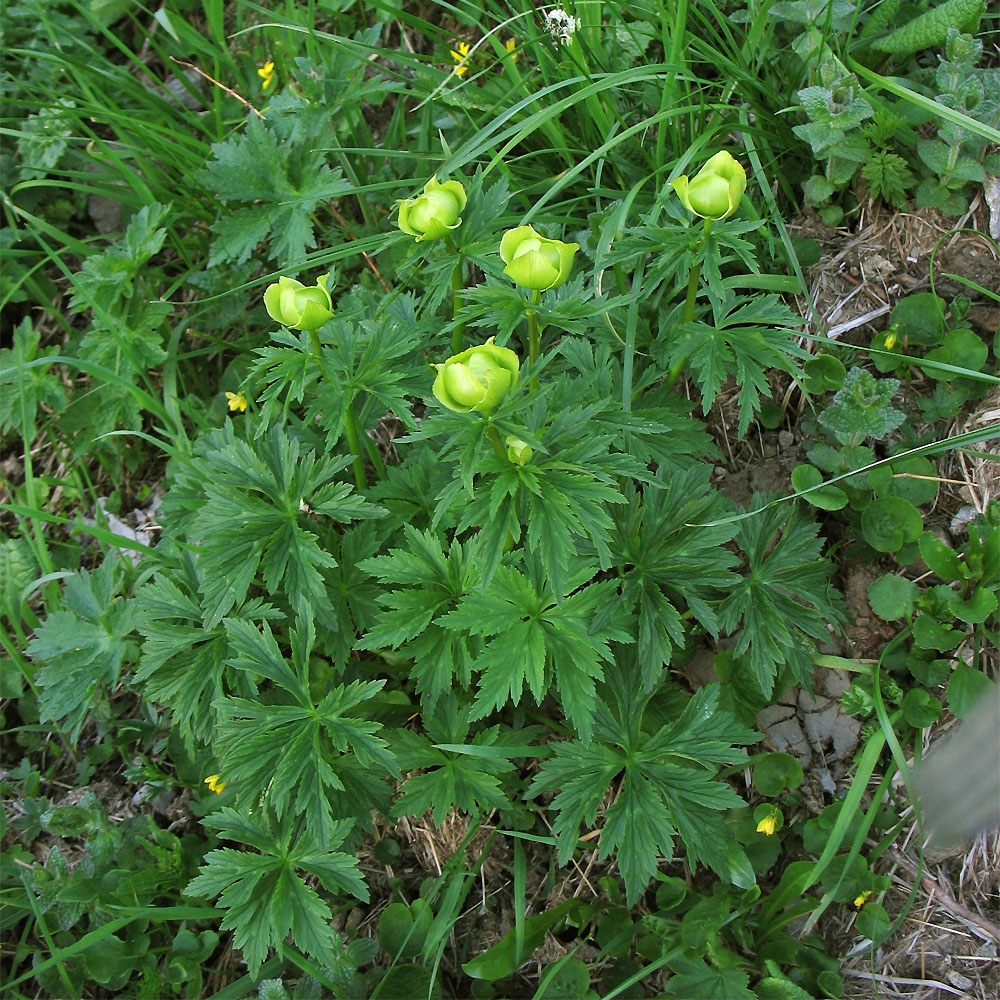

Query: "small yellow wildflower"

xmin=854 ymin=890 xmax=873 ymax=908
xmin=450 ymin=41 xmax=471 ymax=78
xmin=204 ymin=774 xmax=226 ymax=794
xmin=258 ymin=60 xmax=275 ymax=90
xmin=884 ymin=329 xmax=898 ymax=350
xmin=505 ymin=38 xmax=518 ymax=62
xmin=225 ymin=391 xmax=247 ymax=413
xmin=756 ymin=812 xmax=778 ymax=836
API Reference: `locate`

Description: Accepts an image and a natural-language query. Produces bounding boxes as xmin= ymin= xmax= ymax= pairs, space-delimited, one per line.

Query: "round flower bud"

xmin=499 ymin=225 xmax=579 ymax=292
xmin=505 ymin=436 xmax=533 ymax=466
xmin=263 ymin=274 xmax=334 ymax=331
xmin=432 ymin=337 xmax=520 ymax=414
xmin=670 ymin=150 xmax=747 ymax=220
xmin=397 ymin=176 xmax=467 ymax=242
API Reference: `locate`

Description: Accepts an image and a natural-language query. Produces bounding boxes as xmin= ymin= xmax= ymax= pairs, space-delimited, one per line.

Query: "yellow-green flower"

xmin=225 ymin=391 xmax=247 ymax=413
xmin=854 ymin=890 xmax=873 ymax=908
xmin=204 ymin=774 xmax=226 ymax=794
xmin=506 ymin=435 xmax=533 ymax=466
xmin=671 ymin=150 xmax=747 ymax=220
xmin=499 ymin=225 xmax=578 ymax=292
xmin=397 ymin=176 xmax=467 ymax=242
xmin=258 ymin=60 xmax=275 ymax=90
xmin=450 ymin=41 xmax=471 ymax=77
xmin=432 ymin=337 xmax=519 ymax=414
xmin=504 ymin=38 xmax=518 ymax=62
xmin=263 ymin=274 xmax=334 ymax=331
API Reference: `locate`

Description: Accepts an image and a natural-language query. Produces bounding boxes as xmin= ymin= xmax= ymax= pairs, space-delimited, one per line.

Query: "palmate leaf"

xmin=356 ymin=525 xmax=479 ymax=705
xmin=133 ymin=557 xmax=283 ymax=748
xmin=28 ymin=555 xmax=134 ymax=732
xmin=530 ymin=684 xmax=758 ymax=904
xmin=215 ymin=616 xmax=398 ymax=843
xmin=391 ymin=697 xmax=522 ymax=824
xmin=718 ymin=496 xmax=846 ymax=698
xmin=159 ymin=423 xmax=383 ymax=629
xmin=438 ymin=561 xmax=630 ymax=742
xmin=659 ymin=293 xmax=804 ymax=435
xmin=610 ymin=466 xmax=739 ymax=688
xmin=198 ymin=116 xmax=353 ymax=265
xmin=0 ymin=318 xmax=66 ymax=445
xmin=186 ymin=808 xmax=367 ymax=977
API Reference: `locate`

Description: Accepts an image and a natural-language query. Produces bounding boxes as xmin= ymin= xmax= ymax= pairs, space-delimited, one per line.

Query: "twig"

xmin=328 ymin=203 xmax=391 ymax=293
xmin=168 ymin=56 xmax=265 ymax=119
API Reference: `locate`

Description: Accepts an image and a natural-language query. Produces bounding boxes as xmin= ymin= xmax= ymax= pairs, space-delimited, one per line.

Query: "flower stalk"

xmin=664 ymin=217 xmax=712 ymax=391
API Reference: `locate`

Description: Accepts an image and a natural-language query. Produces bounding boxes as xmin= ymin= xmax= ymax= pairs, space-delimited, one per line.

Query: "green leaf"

xmin=463 ymin=900 xmax=579 ymax=980
xmin=719 ymin=499 xmax=845 ymax=697
xmin=28 ymin=556 xmax=134 ymax=730
xmin=947 ymin=664 xmax=994 ymax=718
xmin=530 ymin=683 xmax=758 ymax=904
xmin=818 ymin=367 xmax=906 ymax=446
xmin=901 ymin=688 xmax=942 ymax=728
xmin=159 ymin=423 xmax=383 ymax=630
xmin=854 ymin=902 xmax=891 ymax=943
xmin=867 ymin=573 xmax=919 ymax=620
xmin=187 ymin=809 xmax=366 ymax=977
xmin=947 ymin=587 xmax=997 ymax=624
xmin=199 ymin=117 xmax=353 ymax=265
xmin=861 ymin=497 xmax=923 ymax=553
xmin=791 ymin=464 xmax=848 ymax=511
xmin=0 ymin=318 xmax=67 ymax=444
xmin=666 ymin=960 xmax=755 ymax=999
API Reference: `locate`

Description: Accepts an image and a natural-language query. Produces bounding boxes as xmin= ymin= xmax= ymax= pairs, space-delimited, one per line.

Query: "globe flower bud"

xmin=397 ymin=176 xmax=467 ymax=242
xmin=499 ymin=225 xmax=579 ymax=292
xmin=432 ymin=337 xmax=519 ymax=414
xmin=505 ymin=436 xmax=533 ymax=466
xmin=263 ymin=274 xmax=334 ymax=331
xmin=670 ymin=150 xmax=747 ymax=220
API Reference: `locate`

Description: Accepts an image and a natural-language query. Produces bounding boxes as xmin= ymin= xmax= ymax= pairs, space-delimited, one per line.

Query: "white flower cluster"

xmin=544 ymin=8 xmax=579 ymax=46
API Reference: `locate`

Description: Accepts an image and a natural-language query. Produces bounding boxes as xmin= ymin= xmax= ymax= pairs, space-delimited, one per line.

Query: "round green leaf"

xmin=942 ymin=328 xmax=988 ymax=373
xmin=791 ymin=464 xmax=848 ymax=511
xmin=907 ymin=656 xmax=951 ymax=686
xmin=911 ymin=614 xmax=961 ymax=651
xmin=803 ymin=354 xmax=846 ymax=393
xmin=861 ymin=497 xmax=923 ymax=552
xmin=886 ymin=456 xmax=938 ymax=506
xmin=947 ymin=587 xmax=997 ymax=624
xmin=947 ymin=664 xmax=994 ymax=719
xmin=902 ymin=688 xmax=942 ymax=728
xmin=855 ymin=902 xmax=891 ymax=944
xmin=920 ymin=530 xmax=966 ymax=580
xmin=759 ymin=399 xmax=783 ymax=429
xmin=867 ymin=573 xmax=918 ymax=620
xmin=538 ymin=958 xmax=590 ymax=999
xmin=753 ymin=753 xmax=804 ymax=796
xmin=379 ymin=900 xmax=432 ymax=959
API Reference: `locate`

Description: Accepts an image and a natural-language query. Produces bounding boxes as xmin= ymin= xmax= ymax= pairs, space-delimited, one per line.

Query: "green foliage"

xmin=198 ymin=116 xmax=353 ymax=266
xmin=531 ymin=682 xmax=758 ymax=904
xmin=817 ymin=367 xmax=906 ymax=447
xmin=187 ymin=807 xmax=368 ymax=977
xmin=874 ymin=0 xmax=986 ymax=57
xmin=27 ymin=555 xmax=134 ymax=732
xmin=0 ymin=318 xmax=67 ymax=445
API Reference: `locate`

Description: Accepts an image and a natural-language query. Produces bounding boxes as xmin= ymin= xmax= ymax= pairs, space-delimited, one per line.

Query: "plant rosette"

xmin=432 ymin=337 xmax=520 ymax=414
xmin=397 ymin=176 xmax=467 ymax=241
xmin=263 ymin=274 xmax=334 ymax=331
xmin=499 ymin=225 xmax=579 ymax=291
xmin=671 ymin=150 xmax=747 ymax=220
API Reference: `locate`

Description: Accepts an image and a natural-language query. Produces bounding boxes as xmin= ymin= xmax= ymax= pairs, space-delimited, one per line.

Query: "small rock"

xmin=758 ymin=704 xmax=796 ymax=728
xmin=950 ymin=505 xmax=980 ymax=537
xmin=815 ymin=767 xmax=837 ymax=795
xmin=798 ymin=689 xmax=831 ymax=713
xmin=821 ymin=669 xmax=852 ymax=699
xmin=767 ymin=718 xmax=813 ymax=766
xmin=946 ymin=971 xmax=973 ymax=991
xmin=778 ymin=430 xmax=794 ymax=449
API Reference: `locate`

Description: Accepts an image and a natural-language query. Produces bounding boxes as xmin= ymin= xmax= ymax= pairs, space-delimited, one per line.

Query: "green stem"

xmin=343 ymin=402 xmax=368 ymax=490
xmin=450 ymin=255 xmax=465 ymax=355
xmin=485 ymin=422 xmax=506 ymax=459
xmin=527 ymin=289 xmax=542 ymax=390
xmin=308 ymin=329 xmax=368 ymax=489
xmin=664 ymin=217 xmax=712 ymax=391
